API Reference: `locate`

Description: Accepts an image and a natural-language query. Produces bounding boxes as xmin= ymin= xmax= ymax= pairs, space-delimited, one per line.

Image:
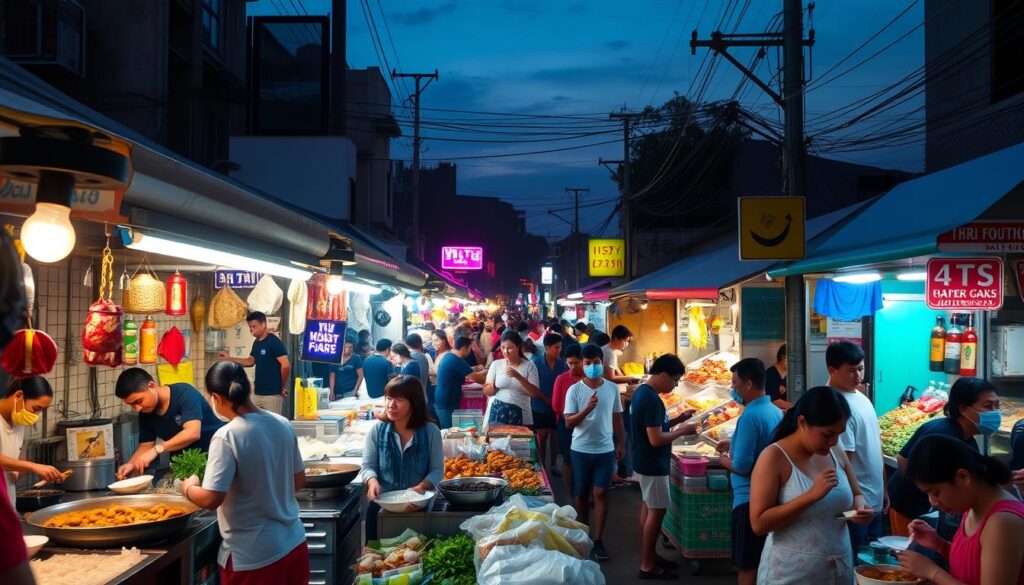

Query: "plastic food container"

xmin=708 ymin=474 xmax=729 ymax=491
xmin=679 ymin=455 xmax=709 ymax=476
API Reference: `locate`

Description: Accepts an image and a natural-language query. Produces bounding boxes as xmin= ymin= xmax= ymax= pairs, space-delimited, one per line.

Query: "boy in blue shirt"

xmin=717 ymin=358 xmax=783 ymax=585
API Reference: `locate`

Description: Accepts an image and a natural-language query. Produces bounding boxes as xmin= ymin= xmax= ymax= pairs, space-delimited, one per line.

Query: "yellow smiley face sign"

xmin=738 ymin=196 xmax=806 ymax=260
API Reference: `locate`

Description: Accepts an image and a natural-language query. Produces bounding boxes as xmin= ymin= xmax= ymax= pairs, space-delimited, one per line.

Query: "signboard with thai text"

xmin=301 ymin=319 xmax=348 ymax=364
xmin=926 ymin=257 xmax=1003 ymax=310
xmin=213 ymin=270 xmax=263 ymax=289
xmin=441 ymin=246 xmax=484 ymax=271
xmin=588 ymin=238 xmax=625 ymax=277
xmin=937 ymin=222 xmax=1024 ymax=253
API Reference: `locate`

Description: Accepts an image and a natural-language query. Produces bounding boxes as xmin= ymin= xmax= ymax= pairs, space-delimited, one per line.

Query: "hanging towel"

xmin=813 ymin=279 xmax=883 ymax=320
xmin=287 ymin=279 xmax=308 ymax=335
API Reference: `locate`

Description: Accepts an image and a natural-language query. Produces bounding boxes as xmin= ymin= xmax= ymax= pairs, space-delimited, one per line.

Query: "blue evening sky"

xmin=248 ymin=1 xmax=925 ymax=238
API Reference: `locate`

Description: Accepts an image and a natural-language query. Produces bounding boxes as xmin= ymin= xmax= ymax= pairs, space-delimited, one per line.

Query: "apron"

xmin=0 ymin=416 xmax=26 ymax=507
xmin=757 ymin=444 xmax=855 ymax=585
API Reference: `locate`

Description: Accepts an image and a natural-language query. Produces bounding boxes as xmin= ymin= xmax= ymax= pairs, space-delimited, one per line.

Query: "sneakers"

xmin=592 ymin=540 xmax=609 ymax=561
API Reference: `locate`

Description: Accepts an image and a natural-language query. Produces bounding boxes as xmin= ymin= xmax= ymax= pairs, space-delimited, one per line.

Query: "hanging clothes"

xmin=813 ymin=279 xmax=883 ymax=321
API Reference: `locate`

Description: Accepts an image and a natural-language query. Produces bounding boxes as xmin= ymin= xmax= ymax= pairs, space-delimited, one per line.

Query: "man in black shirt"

xmin=218 ymin=311 xmax=290 ymax=414
xmin=114 ymin=368 xmax=224 ymax=479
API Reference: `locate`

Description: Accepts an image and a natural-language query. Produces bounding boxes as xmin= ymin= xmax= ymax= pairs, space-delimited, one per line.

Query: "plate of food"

xmin=855 ymin=564 xmax=923 ymax=584
xmin=877 ymin=535 xmax=911 ymax=552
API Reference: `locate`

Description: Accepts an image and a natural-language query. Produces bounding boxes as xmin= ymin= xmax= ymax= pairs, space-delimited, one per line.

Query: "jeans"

xmin=435 ymin=408 xmax=454 ymax=430
xmin=847 ymin=514 xmax=883 ymax=560
xmin=617 ymin=400 xmax=633 ymax=477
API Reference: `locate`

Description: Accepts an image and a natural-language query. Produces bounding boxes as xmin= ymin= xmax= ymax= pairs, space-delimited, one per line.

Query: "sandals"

xmin=638 ymin=567 xmax=678 ymax=580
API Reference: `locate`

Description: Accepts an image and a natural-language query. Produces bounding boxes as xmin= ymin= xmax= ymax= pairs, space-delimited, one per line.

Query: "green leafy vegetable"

xmin=423 ymin=533 xmax=475 ymax=585
xmin=169 ymin=448 xmax=207 ymax=481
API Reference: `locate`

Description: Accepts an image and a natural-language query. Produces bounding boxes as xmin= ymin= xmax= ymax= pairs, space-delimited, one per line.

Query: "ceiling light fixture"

xmin=896 ymin=271 xmax=927 ymax=281
xmin=833 ymin=272 xmax=883 ymax=284
xmin=20 ymin=171 xmax=76 ymax=263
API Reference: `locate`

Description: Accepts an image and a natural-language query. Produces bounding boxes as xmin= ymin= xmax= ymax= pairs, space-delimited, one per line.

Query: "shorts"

xmin=571 ymin=450 xmax=616 ymax=495
xmin=731 ymin=503 xmax=767 ymax=570
xmin=252 ymin=394 xmax=283 ymax=415
xmin=556 ymin=418 xmax=573 ymax=464
xmin=530 ymin=411 xmax=556 ymax=430
xmin=636 ymin=473 xmax=670 ymax=509
xmin=221 ymin=542 xmax=309 ymax=585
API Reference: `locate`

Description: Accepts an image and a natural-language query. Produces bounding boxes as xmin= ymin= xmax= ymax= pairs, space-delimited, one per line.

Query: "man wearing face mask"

xmin=886 ymin=377 xmax=1001 ymax=538
xmin=603 ymin=325 xmax=641 ymax=482
xmin=564 ymin=344 xmax=625 ymax=562
xmin=715 ymin=358 xmax=783 ymax=585
xmin=115 ymin=368 xmax=225 ymax=480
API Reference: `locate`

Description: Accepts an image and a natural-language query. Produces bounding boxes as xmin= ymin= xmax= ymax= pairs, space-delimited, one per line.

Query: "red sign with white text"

xmin=926 ymin=257 xmax=1004 ymax=310
xmin=937 ymin=222 xmax=1024 ymax=253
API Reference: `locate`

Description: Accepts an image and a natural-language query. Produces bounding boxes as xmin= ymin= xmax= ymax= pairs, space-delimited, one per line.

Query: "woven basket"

xmin=122 ymin=272 xmax=166 ymax=314
xmin=208 ymin=286 xmax=247 ymax=330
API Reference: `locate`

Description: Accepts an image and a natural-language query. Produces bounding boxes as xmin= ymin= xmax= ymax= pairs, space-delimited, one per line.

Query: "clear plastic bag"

xmin=475 ymin=544 xmax=606 ymax=585
xmin=443 ymin=434 xmax=488 ymax=460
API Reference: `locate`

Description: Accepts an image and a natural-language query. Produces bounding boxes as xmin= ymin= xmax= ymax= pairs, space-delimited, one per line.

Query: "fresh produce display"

xmin=660 ymin=392 xmax=683 ymax=409
xmin=357 ymin=530 xmax=425 ymax=579
xmin=684 ymin=397 xmax=722 ymax=412
xmin=621 ymin=362 xmax=645 ymax=377
xmin=463 ymin=500 xmax=591 ymax=563
xmin=422 ymin=533 xmax=476 ymax=585
xmin=879 ymin=401 xmax=942 ymax=457
xmin=684 ymin=358 xmax=732 ymax=386
xmin=169 ymin=448 xmax=207 ymax=481
xmin=694 ymin=402 xmax=741 ymax=433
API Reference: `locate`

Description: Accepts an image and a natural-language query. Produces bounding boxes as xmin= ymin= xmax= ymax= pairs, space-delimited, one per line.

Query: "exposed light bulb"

xmin=640 ymin=302 xmax=649 ymax=310
xmin=660 ymin=322 xmax=669 ymax=333
xmin=21 ymin=203 xmax=76 ymax=263
xmin=326 ymin=275 xmax=345 ymax=296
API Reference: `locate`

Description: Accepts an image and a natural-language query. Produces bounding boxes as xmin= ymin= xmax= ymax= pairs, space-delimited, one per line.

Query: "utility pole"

xmin=607 ymin=110 xmax=642 ymax=280
xmin=565 ymin=187 xmax=589 ymax=291
xmin=691 ymin=0 xmax=813 ymax=398
xmin=392 ymin=69 xmax=438 ymax=260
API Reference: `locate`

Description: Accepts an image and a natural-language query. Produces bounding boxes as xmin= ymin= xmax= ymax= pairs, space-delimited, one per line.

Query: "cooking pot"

xmin=56 ymin=459 xmax=116 ymax=491
xmin=16 ymin=489 xmax=64 ymax=513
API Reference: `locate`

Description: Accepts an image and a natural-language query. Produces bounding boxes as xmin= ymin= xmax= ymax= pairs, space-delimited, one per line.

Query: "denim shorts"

xmin=571 ymin=450 xmax=616 ymax=495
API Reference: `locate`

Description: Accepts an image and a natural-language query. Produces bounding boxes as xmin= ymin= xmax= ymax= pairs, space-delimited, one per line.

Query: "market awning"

xmin=768 ymin=142 xmax=1024 ymax=277
xmin=611 ymin=201 xmax=872 ymax=299
xmin=558 ymin=278 xmax=614 ymax=302
xmin=0 ymin=55 xmax=331 ymax=265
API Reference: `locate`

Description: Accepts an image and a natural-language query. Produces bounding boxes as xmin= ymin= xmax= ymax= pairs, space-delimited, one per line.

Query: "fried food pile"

xmin=501 ymin=468 xmax=542 ymax=492
xmin=443 ymin=451 xmax=534 ymax=480
xmin=44 ymin=503 xmax=187 ymax=528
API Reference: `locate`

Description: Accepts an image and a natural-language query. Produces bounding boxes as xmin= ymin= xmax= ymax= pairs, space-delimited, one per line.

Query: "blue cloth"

xmin=401 ymin=360 xmax=422 ymax=380
xmin=435 ymin=408 xmax=454 ymax=430
xmin=435 ymin=352 xmax=472 ymax=410
xmin=330 ymin=355 xmax=363 ymax=398
xmin=813 ymin=279 xmax=884 ymax=320
xmin=138 ymin=383 xmax=225 ymax=452
xmin=488 ymin=399 xmax=524 ymax=425
xmin=729 ymin=395 xmax=784 ymax=507
xmin=629 ymin=384 xmax=670 ymax=476
xmin=886 ymin=417 xmax=978 ymax=519
xmin=362 ymin=354 xmax=396 ymax=399
xmin=373 ymin=422 xmax=432 ymax=494
xmin=531 ymin=354 xmax=567 ymax=413
xmin=250 ymin=334 xmax=288 ymax=396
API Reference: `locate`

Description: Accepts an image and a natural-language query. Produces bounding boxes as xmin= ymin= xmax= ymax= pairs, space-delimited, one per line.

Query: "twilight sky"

xmin=248 ymin=0 xmax=925 ymax=239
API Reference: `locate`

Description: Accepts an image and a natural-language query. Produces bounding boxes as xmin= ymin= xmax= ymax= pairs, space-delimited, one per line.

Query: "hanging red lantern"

xmin=166 ymin=271 xmax=187 ymax=315
xmin=1 ymin=328 xmax=58 ymax=377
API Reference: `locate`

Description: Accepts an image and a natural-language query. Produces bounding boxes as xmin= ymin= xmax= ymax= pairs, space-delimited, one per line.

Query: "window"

xmin=201 ymin=0 xmax=221 ymax=50
xmin=992 ymin=0 xmax=1024 ymax=103
xmin=250 ymin=17 xmax=330 ymax=135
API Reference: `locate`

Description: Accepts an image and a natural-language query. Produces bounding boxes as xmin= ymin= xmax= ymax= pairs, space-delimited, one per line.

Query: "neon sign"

xmin=441 ymin=246 xmax=484 ymax=271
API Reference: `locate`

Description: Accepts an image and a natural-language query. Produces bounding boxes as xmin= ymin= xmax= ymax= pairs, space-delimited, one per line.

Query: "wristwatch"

xmin=153 ymin=444 xmax=166 ymax=455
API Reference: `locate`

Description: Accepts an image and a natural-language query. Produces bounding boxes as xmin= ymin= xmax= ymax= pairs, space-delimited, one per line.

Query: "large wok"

xmin=303 ymin=462 xmax=360 ymax=489
xmin=27 ymin=494 xmax=201 ymax=548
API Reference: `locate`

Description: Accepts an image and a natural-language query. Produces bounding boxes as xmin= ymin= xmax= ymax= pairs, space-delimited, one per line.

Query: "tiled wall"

xmin=23 ymin=254 xmax=213 ymax=441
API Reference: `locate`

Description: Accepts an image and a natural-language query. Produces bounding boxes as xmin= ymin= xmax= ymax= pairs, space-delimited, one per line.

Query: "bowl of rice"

xmin=23 ymin=535 xmax=47 ymax=558
xmin=374 ymin=489 xmax=435 ymax=513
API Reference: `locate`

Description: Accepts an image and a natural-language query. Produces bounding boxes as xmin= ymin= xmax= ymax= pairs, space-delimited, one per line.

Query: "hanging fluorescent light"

xmin=685 ymin=300 xmax=716 ymax=308
xmin=833 ymin=271 xmax=883 ymax=284
xmin=125 ymin=230 xmax=313 ymax=281
xmin=660 ymin=322 xmax=669 ymax=333
xmin=21 ymin=171 xmax=76 ymax=263
xmin=896 ymin=271 xmax=927 ymax=281
xmin=567 ymin=292 xmax=583 ymax=300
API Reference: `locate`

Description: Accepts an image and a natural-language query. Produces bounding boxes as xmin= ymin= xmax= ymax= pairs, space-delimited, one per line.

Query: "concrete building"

xmin=924 ymin=0 xmax=1024 ymax=171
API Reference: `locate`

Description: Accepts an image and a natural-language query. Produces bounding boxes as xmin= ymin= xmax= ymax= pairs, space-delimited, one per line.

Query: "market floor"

xmin=547 ymin=465 xmax=737 ymax=584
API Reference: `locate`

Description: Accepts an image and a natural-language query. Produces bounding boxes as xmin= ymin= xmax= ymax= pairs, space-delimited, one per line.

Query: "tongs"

xmin=32 ymin=469 xmax=74 ymax=488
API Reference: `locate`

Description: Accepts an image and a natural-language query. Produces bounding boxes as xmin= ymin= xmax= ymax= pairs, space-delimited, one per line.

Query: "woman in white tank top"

xmin=749 ymin=387 xmax=876 ymax=585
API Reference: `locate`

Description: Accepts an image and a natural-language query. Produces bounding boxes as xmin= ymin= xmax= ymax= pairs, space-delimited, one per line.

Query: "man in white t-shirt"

xmin=602 ymin=325 xmax=641 ymax=481
xmin=827 ymin=341 xmax=886 ymax=554
xmin=564 ymin=344 xmax=625 ymax=562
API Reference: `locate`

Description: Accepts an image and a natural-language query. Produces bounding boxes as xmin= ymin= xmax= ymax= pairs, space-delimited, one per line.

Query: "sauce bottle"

xmin=140 ymin=316 xmax=158 ymax=364
xmin=123 ymin=316 xmax=139 ymax=365
xmin=960 ymin=313 xmax=978 ymax=377
xmin=944 ymin=313 xmax=962 ymax=375
xmin=929 ymin=316 xmax=946 ymax=372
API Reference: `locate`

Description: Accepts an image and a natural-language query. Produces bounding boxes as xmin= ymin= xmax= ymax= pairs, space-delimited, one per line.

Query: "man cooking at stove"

xmin=114 ymin=367 xmax=224 ymax=479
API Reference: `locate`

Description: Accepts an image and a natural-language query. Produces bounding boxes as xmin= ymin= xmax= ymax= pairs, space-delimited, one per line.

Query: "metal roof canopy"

xmin=611 ymin=201 xmax=873 ymax=299
xmin=768 ymin=142 xmax=1024 ymax=278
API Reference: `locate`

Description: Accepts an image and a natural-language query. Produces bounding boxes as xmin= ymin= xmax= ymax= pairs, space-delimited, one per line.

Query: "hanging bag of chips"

xmin=82 ymin=239 xmax=123 ymax=367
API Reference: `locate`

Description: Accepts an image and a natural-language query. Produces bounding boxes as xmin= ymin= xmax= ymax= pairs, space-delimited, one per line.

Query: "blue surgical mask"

xmin=584 ymin=364 xmax=603 ymax=380
xmin=730 ymin=387 xmax=745 ymax=406
xmin=972 ymin=408 xmax=1002 ymax=436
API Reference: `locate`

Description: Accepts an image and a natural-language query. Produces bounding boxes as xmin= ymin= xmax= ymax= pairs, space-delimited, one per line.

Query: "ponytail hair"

xmin=204 ymin=361 xmax=253 ymax=412
xmin=905 ymin=434 xmax=1012 ymax=486
xmin=771 ymin=386 xmax=851 ymax=443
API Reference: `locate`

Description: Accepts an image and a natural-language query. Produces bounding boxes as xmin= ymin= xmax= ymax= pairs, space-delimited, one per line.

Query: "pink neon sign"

xmin=441 ymin=246 xmax=484 ymax=270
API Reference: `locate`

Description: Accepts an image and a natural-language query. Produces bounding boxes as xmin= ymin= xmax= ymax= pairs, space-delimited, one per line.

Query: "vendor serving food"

xmin=0 ymin=377 xmax=60 ymax=505
xmin=115 ymin=367 xmax=225 ymax=479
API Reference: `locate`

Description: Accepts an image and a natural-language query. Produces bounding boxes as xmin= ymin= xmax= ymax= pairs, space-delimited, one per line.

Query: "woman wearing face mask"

xmin=886 ymin=377 xmax=1001 ymax=538
xmin=484 ymin=330 xmax=543 ymax=426
xmin=749 ymin=386 xmax=874 ymax=585
xmin=897 ymin=435 xmax=1024 ymax=585
xmin=0 ymin=377 xmax=61 ymax=505
xmin=361 ymin=376 xmax=443 ymax=541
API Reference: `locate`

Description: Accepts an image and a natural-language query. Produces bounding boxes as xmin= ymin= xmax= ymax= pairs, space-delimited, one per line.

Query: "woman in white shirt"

xmin=180 ymin=362 xmax=308 ymax=585
xmin=0 ymin=377 xmax=61 ymax=506
xmin=484 ymin=330 xmax=544 ymax=426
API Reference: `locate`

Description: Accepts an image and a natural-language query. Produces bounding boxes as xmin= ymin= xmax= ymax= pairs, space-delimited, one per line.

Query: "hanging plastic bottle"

xmin=123 ymin=316 xmax=139 ymax=365
xmin=140 ymin=316 xmax=158 ymax=364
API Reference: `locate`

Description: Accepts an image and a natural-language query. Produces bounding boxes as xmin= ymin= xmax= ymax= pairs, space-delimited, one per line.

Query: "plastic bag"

xmin=476 ymin=544 xmax=605 ymax=585
xmin=443 ymin=434 xmax=488 ymax=461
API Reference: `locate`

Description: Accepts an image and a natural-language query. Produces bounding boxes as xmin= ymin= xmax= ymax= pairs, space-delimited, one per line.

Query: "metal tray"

xmin=304 ymin=462 xmax=360 ymax=489
xmin=27 ymin=494 xmax=201 ymax=548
